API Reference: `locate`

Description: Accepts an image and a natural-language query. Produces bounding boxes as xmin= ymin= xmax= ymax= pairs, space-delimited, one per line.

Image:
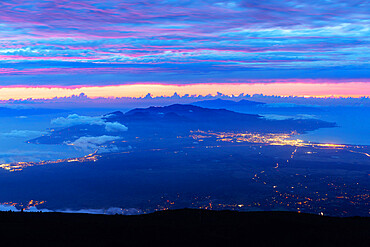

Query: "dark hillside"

xmin=0 ymin=209 xmax=368 ymax=247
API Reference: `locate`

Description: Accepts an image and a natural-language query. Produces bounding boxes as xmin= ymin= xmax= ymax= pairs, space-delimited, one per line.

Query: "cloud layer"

xmin=0 ymin=130 xmax=47 ymax=138
xmin=67 ymin=135 xmax=121 ymax=152
xmin=0 ymin=204 xmax=141 ymax=215
xmin=51 ymin=114 xmax=128 ymax=132
xmin=0 ymin=0 xmax=368 ymax=85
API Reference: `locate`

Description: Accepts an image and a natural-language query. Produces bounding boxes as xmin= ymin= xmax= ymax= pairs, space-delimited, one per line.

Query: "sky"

xmin=0 ymin=0 xmax=369 ymax=99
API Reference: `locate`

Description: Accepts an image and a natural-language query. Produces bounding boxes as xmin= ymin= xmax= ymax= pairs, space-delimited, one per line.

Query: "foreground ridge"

xmin=0 ymin=209 xmax=368 ymax=247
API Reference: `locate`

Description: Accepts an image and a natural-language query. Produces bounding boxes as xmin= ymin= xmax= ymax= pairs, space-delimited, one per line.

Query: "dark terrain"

xmin=191 ymin=98 xmax=324 ymax=115
xmin=0 ymin=209 xmax=368 ymax=247
xmin=3 ymin=128 xmax=369 ymax=216
xmin=28 ymin=104 xmax=335 ymax=144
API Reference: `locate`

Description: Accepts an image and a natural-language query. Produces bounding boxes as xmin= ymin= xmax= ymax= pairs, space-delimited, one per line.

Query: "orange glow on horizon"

xmin=0 ymin=82 xmax=369 ymax=100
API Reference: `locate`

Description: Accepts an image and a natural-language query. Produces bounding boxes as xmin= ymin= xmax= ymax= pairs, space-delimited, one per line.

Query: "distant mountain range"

xmin=191 ymin=98 xmax=265 ymax=108
xmin=191 ymin=99 xmax=323 ymax=115
xmin=28 ymin=104 xmax=336 ymax=145
xmin=109 ymin=104 xmax=261 ymax=123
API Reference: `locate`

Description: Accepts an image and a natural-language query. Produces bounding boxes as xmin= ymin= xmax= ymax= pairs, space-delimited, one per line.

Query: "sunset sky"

xmin=0 ymin=0 xmax=369 ymax=99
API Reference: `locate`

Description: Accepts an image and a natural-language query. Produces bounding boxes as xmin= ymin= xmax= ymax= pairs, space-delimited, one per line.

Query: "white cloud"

xmin=51 ymin=114 xmax=104 ymax=126
xmin=0 ymin=204 xmax=142 ymax=215
xmin=51 ymin=114 xmax=127 ymax=132
xmin=66 ymin=135 xmax=121 ymax=152
xmin=105 ymin=122 xmax=128 ymax=132
xmin=58 ymin=208 xmax=106 ymax=214
xmin=58 ymin=207 xmax=142 ymax=215
xmin=24 ymin=206 xmax=53 ymax=213
xmin=0 ymin=204 xmax=51 ymax=213
xmin=0 ymin=130 xmax=48 ymax=138
xmin=0 ymin=204 xmax=19 ymax=212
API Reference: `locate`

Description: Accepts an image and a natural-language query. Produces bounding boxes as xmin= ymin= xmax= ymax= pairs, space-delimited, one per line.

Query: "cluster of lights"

xmin=0 ymin=151 xmax=99 ymax=172
xmin=190 ymin=130 xmax=347 ymax=148
xmin=1 ymin=200 xmax=46 ymax=211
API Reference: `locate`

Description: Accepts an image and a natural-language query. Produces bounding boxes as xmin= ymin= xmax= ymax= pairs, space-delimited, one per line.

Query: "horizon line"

xmin=0 ymin=82 xmax=369 ymax=101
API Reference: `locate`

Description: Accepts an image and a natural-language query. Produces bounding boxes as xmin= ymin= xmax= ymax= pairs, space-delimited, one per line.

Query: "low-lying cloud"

xmin=66 ymin=135 xmax=121 ymax=152
xmin=0 ymin=204 xmax=52 ymax=213
xmin=0 ymin=130 xmax=48 ymax=138
xmin=104 ymin=122 xmax=128 ymax=132
xmin=0 ymin=204 xmax=142 ymax=215
xmin=51 ymin=114 xmax=127 ymax=132
xmin=51 ymin=114 xmax=103 ymax=126
xmin=59 ymin=207 xmax=142 ymax=215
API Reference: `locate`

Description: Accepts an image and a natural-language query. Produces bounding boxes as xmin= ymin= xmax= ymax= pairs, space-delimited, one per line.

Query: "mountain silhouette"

xmin=28 ymin=104 xmax=336 ymax=144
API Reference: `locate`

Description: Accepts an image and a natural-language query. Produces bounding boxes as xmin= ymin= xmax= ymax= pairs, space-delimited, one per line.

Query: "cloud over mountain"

xmin=51 ymin=114 xmax=128 ymax=132
xmin=66 ymin=135 xmax=121 ymax=152
xmin=51 ymin=114 xmax=105 ymax=126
